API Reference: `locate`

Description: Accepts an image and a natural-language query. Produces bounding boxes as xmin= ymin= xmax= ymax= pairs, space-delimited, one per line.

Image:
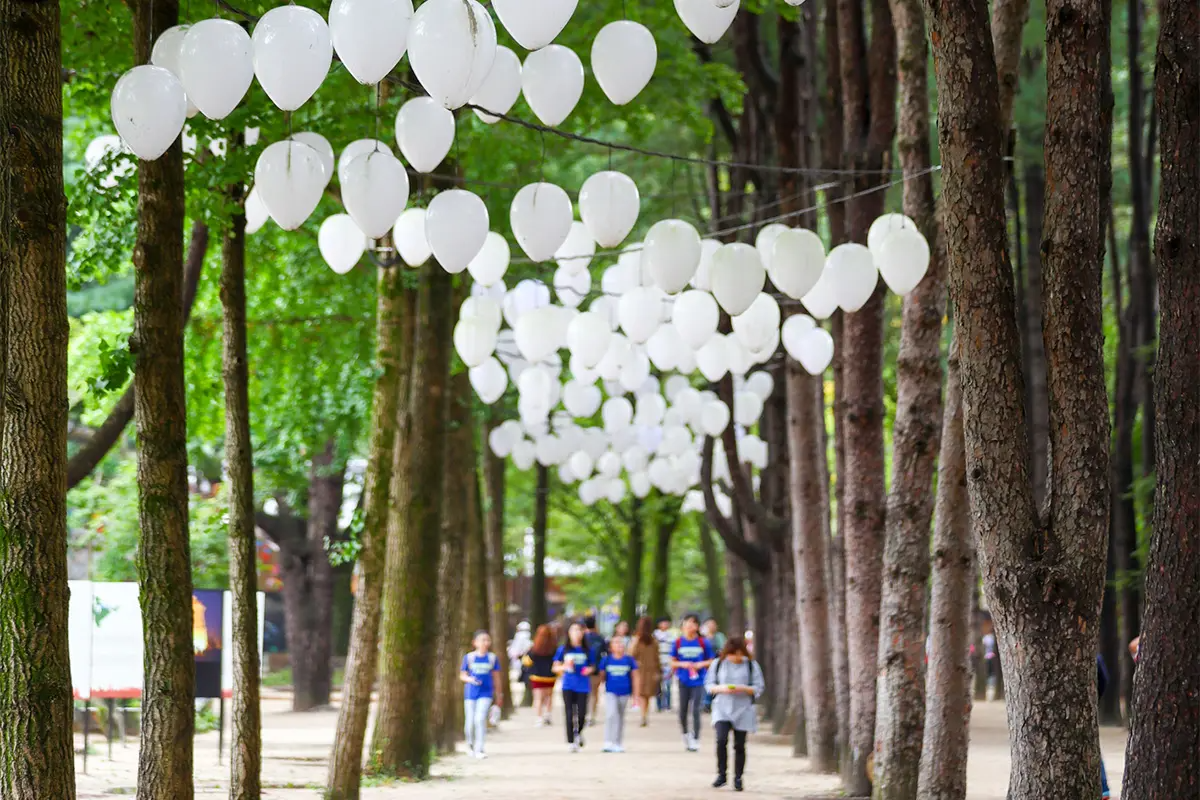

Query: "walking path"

xmin=76 ymin=691 xmax=1129 ymax=798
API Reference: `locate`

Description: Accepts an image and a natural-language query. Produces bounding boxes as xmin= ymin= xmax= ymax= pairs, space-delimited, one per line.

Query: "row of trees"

xmin=1 ymin=0 xmax=1196 ymax=799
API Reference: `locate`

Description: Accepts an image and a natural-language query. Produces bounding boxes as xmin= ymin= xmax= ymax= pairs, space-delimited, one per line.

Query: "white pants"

xmin=605 ymin=694 xmax=629 ymax=746
xmin=464 ymin=697 xmax=491 ymax=753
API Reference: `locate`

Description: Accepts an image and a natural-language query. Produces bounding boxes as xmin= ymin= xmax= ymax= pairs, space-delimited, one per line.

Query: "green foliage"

xmin=84 ymin=337 xmax=135 ymax=400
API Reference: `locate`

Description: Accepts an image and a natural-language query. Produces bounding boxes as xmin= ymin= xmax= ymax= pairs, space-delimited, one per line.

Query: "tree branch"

xmin=67 ymin=220 xmax=210 ymax=490
xmin=715 ymin=373 xmax=788 ymax=537
xmin=700 ymin=435 xmax=769 ymax=572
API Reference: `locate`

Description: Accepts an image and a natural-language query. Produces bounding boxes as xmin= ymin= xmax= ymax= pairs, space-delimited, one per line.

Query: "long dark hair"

xmin=531 ymin=624 xmax=557 ymax=657
xmin=635 ymin=615 xmax=656 ymax=647
xmin=721 ymin=636 xmax=751 ymax=659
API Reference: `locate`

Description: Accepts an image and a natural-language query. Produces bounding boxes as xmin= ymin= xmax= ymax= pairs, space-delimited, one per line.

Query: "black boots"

xmin=734 ymin=776 xmax=743 ymax=791
xmin=713 ymin=776 xmax=743 ymax=791
xmin=712 ymin=776 xmax=727 ymax=788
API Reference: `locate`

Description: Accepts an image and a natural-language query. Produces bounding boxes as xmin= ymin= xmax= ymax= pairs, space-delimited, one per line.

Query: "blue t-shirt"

xmin=554 ymin=645 xmax=593 ymax=694
xmin=461 ymin=651 xmax=498 ymax=700
xmin=600 ymin=654 xmax=638 ymax=696
xmin=673 ymin=636 xmax=714 ymax=687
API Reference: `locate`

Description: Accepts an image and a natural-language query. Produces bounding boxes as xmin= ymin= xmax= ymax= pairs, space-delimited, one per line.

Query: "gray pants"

xmin=605 ymin=693 xmax=629 ymax=746
xmin=464 ymin=697 xmax=491 ymax=753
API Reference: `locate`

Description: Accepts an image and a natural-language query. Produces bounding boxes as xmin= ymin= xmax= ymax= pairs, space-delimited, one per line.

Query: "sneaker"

xmin=569 ymin=742 xmax=580 ymax=753
xmin=713 ymin=776 xmax=728 ymax=788
xmin=588 ymin=717 xmax=597 ymax=727
xmin=613 ymin=745 xmax=625 ymax=753
xmin=466 ymin=746 xmax=475 ymax=758
xmin=475 ymin=751 xmax=488 ymax=760
xmin=688 ymin=735 xmax=700 ymax=752
xmin=578 ymin=730 xmax=586 ymax=748
xmin=602 ymin=742 xmax=614 ymax=752
xmin=640 ymin=719 xmax=648 ymax=728
xmin=682 ymin=734 xmax=691 ymax=750
xmin=733 ymin=777 xmax=743 ymax=791
xmin=543 ymin=714 xmax=552 ymax=726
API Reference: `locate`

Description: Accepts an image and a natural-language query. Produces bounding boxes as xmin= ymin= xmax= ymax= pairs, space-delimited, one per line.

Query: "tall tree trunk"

xmin=433 ymin=368 xmax=471 ymax=754
xmin=829 ymin=315 xmax=852 ymax=774
xmin=648 ymin=514 xmax=674 ymax=621
xmin=466 ymin=463 xmax=490 ymax=634
xmin=836 ymin=0 xmax=896 ymax=789
xmin=622 ymin=499 xmax=645 ymax=625
xmin=725 ymin=550 xmax=747 ymax=636
xmin=482 ymin=418 xmax=513 ymax=718
xmin=221 ymin=172 xmax=261 ymax=800
xmin=787 ymin=363 xmax=839 ymax=772
xmin=1123 ymin=4 xmax=1200 ymax=793
xmin=370 ymin=262 xmax=453 ymax=779
xmin=916 ymin=352 xmax=974 ymax=800
xmin=698 ymin=520 xmax=726 ymax=629
xmin=306 ymin=444 xmax=344 ymax=709
xmin=326 ymin=271 xmax=413 ymax=800
xmin=0 ymin=1 xmax=75 ymax=793
xmin=530 ymin=464 xmax=549 ymax=628
xmin=130 ymin=1 xmax=195 ymax=796
xmin=330 ymin=565 xmax=354 ymax=659
xmin=1021 ymin=161 xmax=1049 ymax=507
xmin=873 ymin=0 xmax=943 ymax=791
xmin=926 ymin=0 xmax=1112 ymax=797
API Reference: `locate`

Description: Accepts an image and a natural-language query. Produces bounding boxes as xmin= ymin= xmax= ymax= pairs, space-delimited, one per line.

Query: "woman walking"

xmin=459 ymin=630 xmax=503 ymax=759
xmin=553 ymin=622 xmax=594 ymax=751
xmin=705 ymin=636 xmax=764 ymax=791
xmin=629 ymin=616 xmax=662 ymax=727
xmin=598 ymin=635 xmax=639 ymax=752
xmin=522 ymin=624 xmax=558 ymax=726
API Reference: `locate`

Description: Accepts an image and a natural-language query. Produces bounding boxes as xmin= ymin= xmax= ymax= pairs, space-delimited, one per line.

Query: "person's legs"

xmin=588 ymin=675 xmax=602 ymax=724
xmin=463 ymin=698 xmax=476 ymax=753
xmin=714 ymin=721 xmax=731 ymax=781
xmin=733 ymin=729 xmax=746 ymax=778
xmin=1100 ymin=756 xmax=1111 ymax=798
xmin=563 ymin=690 xmax=578 ymax=743
xmin=473 ymin=699 xmax=490 ymax=754
xmin=604 ymin=693 xmax=620 ymax=747
xmin=690 ymin=686 xmax=703 ymax=742
xmin=614 ymin=695 xmax=628 ymax=747
xmin=678 ymin=684 xmax=691 ymax=734
xmin=640 ymin=694 xmax=650 ymax=726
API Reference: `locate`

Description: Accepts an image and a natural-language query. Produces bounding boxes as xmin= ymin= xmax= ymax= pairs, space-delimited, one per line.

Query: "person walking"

xmin=1098 ymin=654 xmax=1112 ymax=799
xmin=672 ymin=614 xmax=715 ymax=751
xmin=701 ymin=618 xmax=726 ymax=712
xmin=553 ymin=622 xmax=594 ymax=752
xmin=522 ymin=624 xmax=558 ymax=726
xmin=611 ymin=619 xmax=631 ymax=650
xmin=459 ymin=630 xmax=503 ymax=759
xmin=629 ymin=616 xmax=662 ymax=727
xmin=653 ymin=616 xmax=676 ymax=711
xmin=583 ymin=615 xmax=609 ymax=726
xmin=599 ymin=635 xmax=639 ymax=752
xmin=705 ymin=636 xmax=764 ymax=791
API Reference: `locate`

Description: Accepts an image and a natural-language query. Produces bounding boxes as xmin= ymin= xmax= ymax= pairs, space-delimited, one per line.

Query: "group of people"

xmin=497 ymin=612 xmax=764 ymax=790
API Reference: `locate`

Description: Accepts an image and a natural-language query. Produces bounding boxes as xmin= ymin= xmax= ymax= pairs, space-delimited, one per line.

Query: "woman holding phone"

xmin=704 ymin=636 xmax=765 ymax=791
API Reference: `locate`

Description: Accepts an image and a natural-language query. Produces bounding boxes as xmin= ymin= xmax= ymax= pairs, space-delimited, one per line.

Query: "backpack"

xmin=585 ymin=631 xmax=607 ymax=665
xmin=713 ymin=656 xmax=757 ymax=705
xmin=675 ymin=636 xmax=709 ymax=656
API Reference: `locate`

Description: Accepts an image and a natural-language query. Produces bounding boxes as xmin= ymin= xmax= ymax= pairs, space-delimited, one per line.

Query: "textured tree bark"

xmin=698 ymin=520 xmax=726 ymax=631
xmin=872 ymin=0 xmax=943 ymax=792
xmin=926 ymin=0 xmax=1112 ymax=797
xmin=129 ymin=1 xmax=195 ymax=796
xmin=530 ymin=464 xmax=549 ymax=628
xmin=221 ymin=176 xmax=261 ymax=800
xmin=481 ymin=417 xmax=514 ymax=718
xmin=786 ymin=362 xmax=838 ymax=772
xmin=369 ymin=262 xmax=453 ymax=779
xmin=1020 ymin=162 xmax=1049 ymax=508
xmin=915 ymin=350 xmax=973 ymax=800
xmin=648 ymin=508 xmax=676 ymax=622
xmin=0 ymin=1 xmax=76 ymax=794
xmin=725 ymin=550 xmax=747 ymax=636
xmin=465 ymin=462 xmax=490 ymax=635
xmin=305 ymin=443 xmax=344 ymax=709
xmin=433 ymin=367 xmax=471 ymax=754
xmin=1123 ymin=3 xmax=1200 ymax=793
xmin=622 ymin=499 xmax=646 ymax=625
xmin=829 ymin=314 xmax=852 ymax=773
xmin=835 ymin=0 xmax=895 ymax=789
xmin=326 ymin=271 xmax=412 ymax=800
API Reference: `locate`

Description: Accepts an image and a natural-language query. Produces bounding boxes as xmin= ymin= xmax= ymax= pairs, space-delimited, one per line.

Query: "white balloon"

xmin=725 ymin=334 xmax=753 ymax=376
xmin=618 ymin=350 xmax=651 ymax=393
xmin=710 ymin=243 xmax=766 ymax=316
xmin=568 ymin=450 xmax=595 ymax=479
xmin=252 ymin=6 xmax=332 ymax=111
xmin=605 ymin=479 xmax=627 ymax=504
xmin=691 ymin=238 xmax=721 ymax=290
xmin=731 ymin=293 xmax=781 ymax=354
xmin=460 ymin=295 xmax=502 ymax=333
xmin=868 ymin=212 xmax=917 ymax=256
xmin=338 ymin=139 xmax=392 ymax=187
xmin=618 ymin=286 xmax=666 ymax=344
xmin=734 ymin=391 xmax=764 ymax=427
xmin=150 ymin=25 xmax=199 ymax=117
xmin=566 ymin=312 xmax=613 ymax=368
xmin=521 ymin=45 xmax=584 ymax=126
xmin=745 ymin=370 xmax=774 ymax=401
xmin=578 ymin=171 xmax=640 ymax=248
xmin=671 ymin=290 xmax=719 ymax=351
xmin=755 ymin=223 xmax=789 ymax=272
xmin=629 ymin=471 xmax=652 ymax=498
xmin=602 ymin=397 xmax=634 ymax=433
xmin=795 ymin=327 xmax=835 ymax=375
xmin=245 ymin=186 xmax=270 ymax=233
xmin=515 ymin=306 xmax=567 ymax=363
xmin=518 ymin=364 xmax=555 ymax=405
xmin=394 ymin=208 xmax=432 ymax=266
xmin=454 ymin=316 xmax=498 ymax=367
xmin=591 ymin=21 xmax=656 ymax=105
xmin=696 ymin=336 xmax=729 ymax=382
xmin=826 ymin=243 xmax=879 ymax=312
xmin=801 ymin=266 xmax=839 ymax=320
xmin=633 ymin=396 xmax=665 ymax=429
xmin=341 ymin=150 xmax=410 ymax=239
xmin=471 ymin=45 xmax=522 ymax=123
xmin=673 ymin=0 xmax=739 ymax=43
xmin=330 ymin=0 xmax=413 ymax=85
xmin=596 ymin=451 xmax=622 ymax=478
xmin=395 ymin=97 xmax=455 ymax=173
xmin=510 ymin=182 xmax=573 ymax=262
xmin=643 ymin=219 xmax=702 ymax=295
xmin=318 ymin=214 xmax=367 ymax=274
xmin=700 ymin=400 xmax=730 ymax=437
xmin=491 ymin=0 xmax=577 ymax=50
xmin=467 ymin=232 xmax=510 ymax=286
xmin=563 ymin=380 xmax=602 ymax=418
xmin=408 ymin=0 xmax=497 ymax=109
xmin=553 ymin=265 xmax=590 ymax=308
xmin=179 ymin=19 xmax=254 ymax=120
xmin=601 ymin=260 xmax=640 ymax=297
xmin=646 ymin=324 xmax=685 ymax=371
xmin=876 ymin=226 xmax=931 ymax=295
xmin=488 ymin=422 xmax=516 ymax=456
xmin=254 ymin=140 xmax=327 ymax=230
xmin=425 ymin=189 xmax=489 ymax=272
xmin=781 ymin=314 xmax=817 ymax=361
xmin=554 ymin=222 xmax=596 ymax=275
xmin=110 ymin=66 xmax=187 ymax=161
xmin=588 ymin=295 xmax=620 ymax=331
xmin=289 ymin=132 xmax=335 ymax=186
xmin=503 ymin=279 xmax=551 ymax=327
xmin=771 ymin=228 xmax=826 ymax=300
xmin=512 ymin=440 xmax=537 ymax=470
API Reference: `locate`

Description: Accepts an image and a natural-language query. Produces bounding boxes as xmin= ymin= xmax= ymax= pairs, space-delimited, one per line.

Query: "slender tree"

xmin=221 ymin=158 xmax=261 ymax=800
xmin=326 ymin=270 xmax=413 ymax=800
xmin=697 ymin=520 xmax=726 ymax=631
xmin=1123 ymin=2 xmax=1200 ymax=794
xmin=0 ymin=1 xmax=76 ymax=795
xmin=926 ymin=0 xmax=1112 ymax=797
xmin=530 ymin=463 xmax=550 ymax=628
xmin=622 ymin=498 xmax=646 ymax=624
xmin=482 ymin=416 xmax=514 ymax=718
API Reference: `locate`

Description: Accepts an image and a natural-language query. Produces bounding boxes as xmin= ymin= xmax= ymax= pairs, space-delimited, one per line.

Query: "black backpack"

xmin=713 ymin=656 xmax=757 ymax=705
